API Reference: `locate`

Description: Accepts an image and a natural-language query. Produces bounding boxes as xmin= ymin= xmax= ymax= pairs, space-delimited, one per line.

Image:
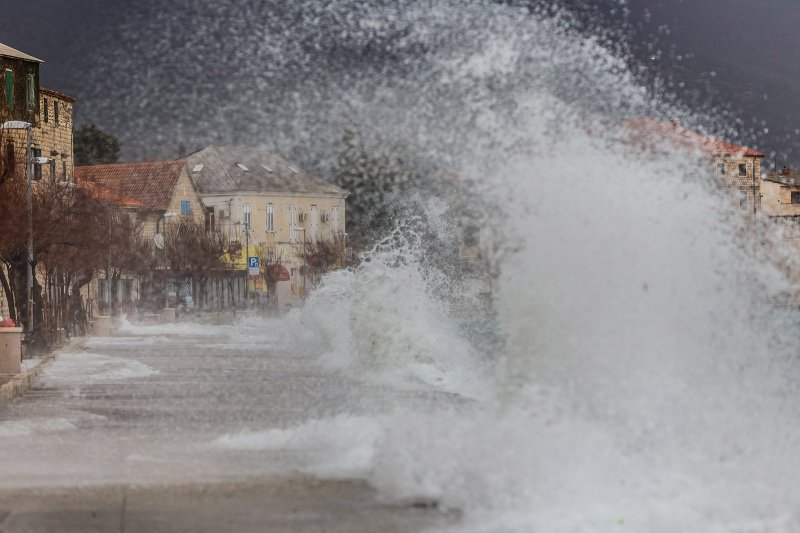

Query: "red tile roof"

xmin=77 ymin=180 xmax=143 ymax=208
xmin=75 ymin=160 xmax=187 ymax=211
xmin=623 ymin=118 xmax=765 ymax=158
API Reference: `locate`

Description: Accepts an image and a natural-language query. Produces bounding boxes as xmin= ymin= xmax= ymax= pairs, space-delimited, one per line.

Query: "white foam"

xmin=214 ymin=415 xmax=382 ymax=478
xmin=0 ymin=418 xmax=77 ymax=437
xmin=41 ymin=353 xmax=159 ymax=384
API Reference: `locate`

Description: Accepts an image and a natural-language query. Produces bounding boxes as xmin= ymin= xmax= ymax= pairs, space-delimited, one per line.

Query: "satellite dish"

xmin=154 ymin=233 xmax=165 ymax=250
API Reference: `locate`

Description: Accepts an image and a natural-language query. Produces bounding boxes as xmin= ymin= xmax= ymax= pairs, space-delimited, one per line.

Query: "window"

xmin=791 ymin=192 xmax=800 ymax=205
xmin=49 ymin=159 xmax=56 ymax=181
xmin=205 ymin=206 xmax=215 ymax=232
xmin=99 ymin=279 xmax=108 ymax=303
xmin=181 ymin=200 xmax=191 ymax=216
xmin=32 ymin=148 xmax=42 ymax=181
xmin=43 ymin=97 xmax=48 ymax=123
xmin=738 ymin=163 xmax=747 ymax=177
xmin=54 ymin=102 xmax=59 ymax=125
xmin=242 ymin=203 xmax=251 ymax=229
xmin=5 ymin=69 xmax=13 ymax=108
xmin=739 ymin=191 xmax=748 ymax=210
xmin=266 ymin=204 xmax=274 ymax=232
xmin=332 ymin=206 xmax=340 ymax=233
xmin=288 ymin=206 xmax=297 ymax=243
xmin=717 ymin=163 xmax=725 ymax=175
xmin=62 ymin=160 xmax=66 ymax=180
xmin=5 ymin=142 xmax=15 ymax=173
xmin=26 ymin=74 xmax=34 ymax=111
xmin=310 ymin=205 xmax=318 ymax=243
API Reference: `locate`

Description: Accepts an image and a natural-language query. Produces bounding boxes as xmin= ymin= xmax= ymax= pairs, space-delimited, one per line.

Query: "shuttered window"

xmin=4 ymin=69 xmax=13 ymax=108
xmin=26 ymin=74 xmax=34 ymax=110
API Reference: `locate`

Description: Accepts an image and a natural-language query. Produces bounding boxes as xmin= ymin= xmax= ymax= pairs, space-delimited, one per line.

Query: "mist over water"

xmin=77 ymin=1 xmax=800 ymax=530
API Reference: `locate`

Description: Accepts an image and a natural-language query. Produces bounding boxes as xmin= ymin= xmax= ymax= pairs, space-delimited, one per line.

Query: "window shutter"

xmin=26 ymin=73 xmax=34 ymax=110
xmin=5 ymin=69 xmax=13 ymax=108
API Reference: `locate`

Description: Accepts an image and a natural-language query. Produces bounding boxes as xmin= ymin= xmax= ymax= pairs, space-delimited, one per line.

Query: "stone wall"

xmin=712 ymin=154 xmax=763 ymax=214
xmin=32 ymin=89 xmax=74 ymax=184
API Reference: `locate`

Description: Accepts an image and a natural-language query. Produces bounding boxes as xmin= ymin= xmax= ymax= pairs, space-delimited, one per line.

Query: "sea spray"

xmin=284 ymin=225 xmax=489 ymax=398
xmin=250 ymin=5 xmax=800 ymax=531
xmin=81 ymin=1 xmax=800 ymax=529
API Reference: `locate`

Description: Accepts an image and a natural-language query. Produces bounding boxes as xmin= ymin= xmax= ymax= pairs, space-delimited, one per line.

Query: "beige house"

xmin=75 ymin=160 xmax=206 ymax=312
xmin=76 ymin=160 xmax=206 ymax=236
xmin=623 ymin=118 xmax=765 ymax=214
xmin=761 ymin=168 xmax=800 ymax=218
xmin=186 ymin=146 xmax=348 ymax=309
xmin=760 ymin=167 xmax=800 ymax=302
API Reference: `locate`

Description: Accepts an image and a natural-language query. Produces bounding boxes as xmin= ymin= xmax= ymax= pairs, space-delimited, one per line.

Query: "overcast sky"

xmin=1 ymin=0 xmax=799 ymax=165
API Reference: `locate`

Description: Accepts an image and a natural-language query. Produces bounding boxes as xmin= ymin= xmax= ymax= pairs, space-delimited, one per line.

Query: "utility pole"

xmin=244 ymin=223 xmax=249 ymax=308
xmin=25 ymin=125 xmax=33 ymax=348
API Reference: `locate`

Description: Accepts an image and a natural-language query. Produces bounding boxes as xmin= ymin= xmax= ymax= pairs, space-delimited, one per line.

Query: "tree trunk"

xmin=68 ymin=268 xmax=93 ymax=336
xmin=0 ymin=262 xmax=17 ymax=322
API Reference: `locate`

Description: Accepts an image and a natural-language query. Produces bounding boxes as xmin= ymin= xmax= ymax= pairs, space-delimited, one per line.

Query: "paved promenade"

xmin=0 ymin=320 xmax=459 ymax=532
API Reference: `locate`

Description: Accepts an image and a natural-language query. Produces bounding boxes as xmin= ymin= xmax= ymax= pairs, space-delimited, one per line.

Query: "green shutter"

xmin=26 ymin=73 xmax=34 ymax=110
xmin=4 ymin=69 xmax=13 ymax=108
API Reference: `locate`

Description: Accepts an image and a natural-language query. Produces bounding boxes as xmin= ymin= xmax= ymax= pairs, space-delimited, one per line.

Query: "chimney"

xmin=782 ymin=166 xmax=791 ymax=176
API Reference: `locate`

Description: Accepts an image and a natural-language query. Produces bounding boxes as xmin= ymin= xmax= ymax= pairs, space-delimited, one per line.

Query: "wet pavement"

xmin=0 ymin=321 xmax=460 ymax=532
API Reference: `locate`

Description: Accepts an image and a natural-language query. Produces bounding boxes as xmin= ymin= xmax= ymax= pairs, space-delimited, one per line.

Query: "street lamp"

xmin=234 ymin=220 xmax=250 ymax=308
xmin=293 ymin=226 xmax=306 ymax=299
xmin=154 ymin=212 xmax=178 ymax=309
xmin=1 ymin=121 xmax=33 ymax=346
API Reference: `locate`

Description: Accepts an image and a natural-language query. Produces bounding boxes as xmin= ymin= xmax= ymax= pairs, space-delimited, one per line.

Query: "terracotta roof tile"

xmin=75 ymin=160 xmax=187 ymax=211
xmin=623 ymin=118 xmax=765 ymax=158
xmin=76 ymin=180 xmax=143 ymax=208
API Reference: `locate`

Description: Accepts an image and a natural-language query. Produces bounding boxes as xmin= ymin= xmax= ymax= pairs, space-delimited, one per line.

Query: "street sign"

xmin=248 ymin=256 xmax=260 ymax=276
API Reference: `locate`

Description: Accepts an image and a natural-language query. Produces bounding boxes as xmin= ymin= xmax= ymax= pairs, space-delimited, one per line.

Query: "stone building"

xmin=76 ymin=160 xmax=206 ymax=235
xmin=75 ymin=160 xmax=206 ymax=312
xmin=186 ymin=146 xmax=348 ymax=309
xmin=759 ymin=167 xmax=800 ymax=303
xmin=34 ymin=88 xmax=75 ymax=184
xmin=623 ymin=118 xmax=765 ymax=214
xmin=0 ymin=42 xmax=76 ymax=322
xmin=0 ymin=43 xmax=75 ymax=186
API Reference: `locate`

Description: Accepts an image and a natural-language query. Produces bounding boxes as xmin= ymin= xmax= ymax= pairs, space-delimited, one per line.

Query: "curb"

xmin=0 ymin=336 xmax=87 ymax=404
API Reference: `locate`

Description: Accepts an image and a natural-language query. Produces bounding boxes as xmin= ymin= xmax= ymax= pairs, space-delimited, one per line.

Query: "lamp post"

xmin=293 ymin=226 xmax=306 ymax=299
xmin=235 ymin=220 xmax=250 ymax=308
xmin=154 ymin=212 xmax=178 ymax=308
xmin=1 ymin=121 xmax=33 ymax=346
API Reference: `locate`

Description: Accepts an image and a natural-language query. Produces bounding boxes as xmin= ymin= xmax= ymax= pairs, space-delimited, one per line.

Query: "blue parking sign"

xmin=248 ymin=256 xmax=260 ymax=268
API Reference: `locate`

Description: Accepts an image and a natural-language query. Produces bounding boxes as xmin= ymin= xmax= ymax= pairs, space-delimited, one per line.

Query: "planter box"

xmin=93 ymin=316 xmax=112 ymax=336
xmin=161 ymin=308 xmax=176 ymax=323
xmin=0 ymin=327 xmax=23 ymax=375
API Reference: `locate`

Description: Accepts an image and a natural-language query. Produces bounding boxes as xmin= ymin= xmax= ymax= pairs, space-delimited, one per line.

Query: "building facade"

xmin=0 ymin=42 xmax=76 ymax=324
xmin=34 ymin=88 xmax=75 ymax=184
xmin=623 ymin=118 xmax=765 ymax=214
xmin=187 ymin=146 xmax=348 ymax=309
xmin=75 ymin=160 xmax=207 ymax=313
